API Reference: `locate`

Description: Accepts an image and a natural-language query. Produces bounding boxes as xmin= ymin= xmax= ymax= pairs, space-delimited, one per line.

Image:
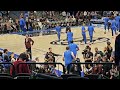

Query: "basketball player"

xmin=19 ymin=14 xmax=26 ymax=32
xmin=25 ymin=34 xmax=34 ymax=60
xmin=69 ymin=41 xmax=79 ymax=58
xmin=67 ymin=29 xmax=73 ymax=44
xmin=103 ymin=15 xmax=109 ymax=34
xmin=63 ymin=46 xmax=76 ymax=74
xmin=109 ymin=17 xmax=117 ymax=37
xmin=115 ymin=14 xmax=120 ymax=32
xmin=55 ymin=24 xmax=61 ymax=42
xmin=81 ymin=23 xmax=87 ymax=44
xmin=88 ymin=23 xmax=95 ymax=44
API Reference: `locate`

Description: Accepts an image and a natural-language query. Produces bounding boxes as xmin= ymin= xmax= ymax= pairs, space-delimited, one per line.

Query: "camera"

xmin=82 ymin=49 xmax=88 ymax=54
xmin=82 ymin=45 xmax=90 ymax=55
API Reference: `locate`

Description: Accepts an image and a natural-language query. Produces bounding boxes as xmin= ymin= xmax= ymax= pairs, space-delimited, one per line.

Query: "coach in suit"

xmin=25 ymin=34 xmax=34 ymax=60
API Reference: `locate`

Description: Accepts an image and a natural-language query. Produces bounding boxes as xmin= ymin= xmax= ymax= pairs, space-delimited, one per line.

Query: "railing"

xmin=17 ymin=62 xmax=66 ymax=74
xmin=0 ymin=62 xmax=14 ymax=79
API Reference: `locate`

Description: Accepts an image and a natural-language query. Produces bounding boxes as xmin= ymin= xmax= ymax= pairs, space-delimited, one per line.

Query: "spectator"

xmin=110 ymin=51 xmax=115 ymax=62
xmin=28 ymin=19 xmax=33 ymax=31
xmin=0 ymin=52 xmax=3 ymax=63
xmin=9 ymin=18 xmax=13 ymax=23
xmin=2 ymin=49 xmax=9 ymax=62
xmin=84 ymin=64 xmax=93 ymax=75
xmin=103 ymin=47 xmax=108 ymax=57
xmin=66 ymin=23 xmax=71 ymax=33
xmin=94 ymin=47 xmax=104 ymax=57
xmin=48 ymin=58 xmax=55 ymax=72
xmin=2 ymin=49 xmax=11 ymax=73
xmin=65 ymin=16 xmax=69 ymax=22
xmin=0 ymin=51 xmax=3 ymax=57
xmin=3 ymin=24 xmax=7 ymax=34
xmin=10 ymin=53 xmax=31 ymax=76
xmin=34 ymin=57 xmax=41 ymax=69
xmin=94 ymin=54 xmax=102 ymax=63
xmin=19 ymin=14 xmax=26 ymax=31
xmin=106 ymin=41 xmax=113 ymax=60
xmin=84 ymin=11 xmax=87 ymax=19
xmin=110 ymin=65 xmax=119 ymax=79
xmin=24 ymin=51 xmax=31 ymax=61
xmin=72 ymin=15 xmax=76 ymax=22
xmin=91 ymin=64 xmax=103 ymax=74
xmin=38 ymin=20 xmax=43 ymax=30
xmin=62 ymin=11 xmax=66 ymax=17
xmin=102 ymin=55 xmax=112 ymax=77
xmin=9 ymin=52 xmax=16 ymax=63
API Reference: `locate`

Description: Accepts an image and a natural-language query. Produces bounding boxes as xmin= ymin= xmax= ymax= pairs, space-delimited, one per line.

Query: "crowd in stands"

xmin=0 ymin=11 xmax=119 ymax=35
xmin=81 ymin=42 xmax=119 ymax=79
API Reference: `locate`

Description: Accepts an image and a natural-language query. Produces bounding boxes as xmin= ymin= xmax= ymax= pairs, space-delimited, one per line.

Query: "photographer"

xmin=82 ymin=45 xmax=93 ymax=69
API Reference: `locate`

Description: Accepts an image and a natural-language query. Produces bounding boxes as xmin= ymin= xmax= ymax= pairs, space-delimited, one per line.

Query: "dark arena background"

xmin=0 ymin=11 xmax=119 ymax=79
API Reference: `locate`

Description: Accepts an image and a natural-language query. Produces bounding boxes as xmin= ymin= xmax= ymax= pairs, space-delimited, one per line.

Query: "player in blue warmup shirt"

xmin=19 ymin=15 xmax=26 ymax=32
xmin=109 ymin=17 xmax=117 ymax=37
xmin=69 ymin=41 xmax=79 ymax=57
xmin=88 ymin=23 xmax=95 ymax=44
xmin=67 ymin=29 xmax=73 ymax=44
xmin=103 ymin=16 xmax=109 ymax=34
xmin=63 ymin=46 xmax=76 ymax=74
xmin=55 ymin=24 xmax=61 ymax=42
xmin=81 ymin=23 xmax=87 ymax=44
xmin=115 ymin=14 xmax=120 ymax=32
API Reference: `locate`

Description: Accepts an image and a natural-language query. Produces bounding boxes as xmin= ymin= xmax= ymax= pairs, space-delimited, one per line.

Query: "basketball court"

xmin=0 ymin=26 xmax=116 ymax=71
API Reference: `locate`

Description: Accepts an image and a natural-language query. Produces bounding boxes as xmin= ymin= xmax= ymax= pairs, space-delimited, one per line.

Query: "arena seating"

xmin=0 ymin=61 xmax=117 ymax=79
xmin=61 ymin=74 xmax=80 ymax=79
xmin=84 ymin=74 xmax=101 ymax=79
xmin=14 ymin=73 xmax=31 ymax=79
xmin=35 ymin=73 xmax=62 ymax=79
xmin=0 ymin=73 xmax=13 ymax=79
xmin=67 ymin=76 xmax=89 ymax=79
xmin=0 ymin=48 xmax=19 ymax=58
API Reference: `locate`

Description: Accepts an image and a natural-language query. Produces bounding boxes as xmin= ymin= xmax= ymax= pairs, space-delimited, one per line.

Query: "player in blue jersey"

xmin=115 ymin=14 xmax=120 ymax=32
xmin=108 ymin=17 xmax=117 ymax=37
xmin=81 ymin=23 xmax=87 ymax=44
xmin=103 ymin=16 xmax=109 ymax=34
xmin=88 ymin=23 xmax=95 ymax=44
xmin=110 ymin=18 xmax=117 ymax=37
xmin=69 ymin=41 xmax=79 ymax=57
xmin=19 ymin=15 xmax=26 ymax=32
xmin=67 ymin=29 xmax=73 ymax=44
xmin=55 ymin=24 xmax=61 ymax=42
xmin=63 ymin=46 xmax=76 ymax=74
